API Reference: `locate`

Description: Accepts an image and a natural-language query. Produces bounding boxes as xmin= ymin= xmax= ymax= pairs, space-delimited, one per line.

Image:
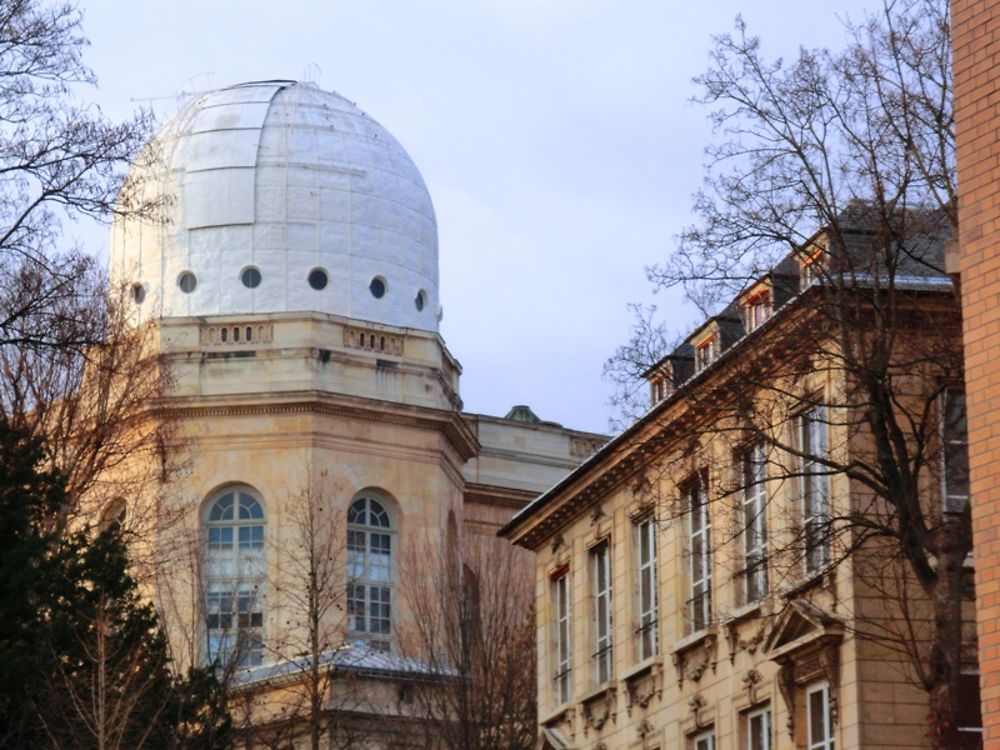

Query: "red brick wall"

xmin=953 ymin=0 xmax=1000 ymax=745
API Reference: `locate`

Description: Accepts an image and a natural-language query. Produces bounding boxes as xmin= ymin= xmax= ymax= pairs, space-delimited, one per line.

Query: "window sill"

xmin=620 ymin=655 xmax=658 ymax=683
xmin=781 ymin=565 xmax=835 ymax=600
xmin=671 ymin=625 xmax=717 ymax=655
xmin=724 ymin=601 xmax=763 ymax=624
xmin=577 ymin=680 xmax=617 ymax=706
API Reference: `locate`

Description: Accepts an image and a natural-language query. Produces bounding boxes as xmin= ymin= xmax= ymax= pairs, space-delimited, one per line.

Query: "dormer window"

xmin=799 ymin=246 xmax=827 ymax=290
xmin=695 ymin=336 xmax=718 ymax=373
xmin=744 ymin=290 xmax=772 ymax=332
xmin=650 ymin=375 xmax=671 ymax=405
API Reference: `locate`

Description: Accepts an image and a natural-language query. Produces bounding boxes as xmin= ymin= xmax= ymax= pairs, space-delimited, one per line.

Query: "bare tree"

xmin=401 ymin=528 xmax=537 ymax=750
xmin=267 ymin=480 xmax=349 ymax=750
xmin=0 ymin=0 xmax=156 ymax=348
xmin=608 ymin=2 xmax=972 ymax=747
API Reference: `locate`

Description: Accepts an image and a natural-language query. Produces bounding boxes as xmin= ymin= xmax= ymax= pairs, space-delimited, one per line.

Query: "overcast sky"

xmin=78 ymin=0 xmax=882 ymax=435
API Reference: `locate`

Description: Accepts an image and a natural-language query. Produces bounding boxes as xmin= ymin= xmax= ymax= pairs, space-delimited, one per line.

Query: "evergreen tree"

xmin=0 ymin=418 xmax=231 ymax=749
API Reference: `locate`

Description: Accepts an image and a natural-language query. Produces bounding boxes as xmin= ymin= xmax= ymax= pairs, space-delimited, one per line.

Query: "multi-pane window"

xmin=553 ymin=571 xmax=572 ymax=705
xmin=746 ymin=706 xmax=772 ymax=750
xmin=745 ymin=293 xmax=771 ymax=332
xmin=686 ymin=474 xmax=712 ymax=633
xmin=693 ymin=729 xmax=715 ymax=750
xmin=205 ymin=588 xmax=264 ymax=666
xmin=798 ymin=406 xmax=830 ymax=572
xmin=591 ymin=542 xmax=613 ymax=684
xmin=695 ymin=337 xmax=718 ymax=373
xmin=636 ymin=518 xmax=659 ymax=660
xmin=347 ymin=495 xmax=394 ymax=651
xmin=941 ymin=388 xmax=970 ymax=514
xmin=806 ymin=682 xmax=835 ymax=750
xmin=204 ymin=489 xmax=266 ymax=667
xmin=742 ymin=444 xmax=769 ymax=603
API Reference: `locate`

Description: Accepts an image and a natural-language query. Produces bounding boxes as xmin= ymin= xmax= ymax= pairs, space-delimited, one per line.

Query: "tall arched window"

xmin=347 ymin=494 xmax=395 ymax=651
xmin=204 ymin=487 xmax=266 ymax=667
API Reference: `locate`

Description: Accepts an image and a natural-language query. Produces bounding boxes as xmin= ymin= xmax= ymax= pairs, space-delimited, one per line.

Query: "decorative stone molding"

xmin=624 ymin=662 xmax=663 ymax=716
xmin=201 ymin=322 xmax=273 ymax=345
xmin=637 ymin=719 xmax=654 ymax=740
xmin=585 ymin=506 xmax=612 ymax=547
xmin=626 ymin=498 xmax=655 ymax=522
xmin=344 ymin=325 xmax=403 ymax=356
xmin=540 ymin=705 xmax=576 ymax=741
xmin=688 ymin=693 xmax=708 ymax=728
xmin=671 ymin=630 xmax=718 ymax=688
xmin=570 ymin=435 xmax=606 ymax=458
xmin=765 ymin=599 xmax=844 ymax=741
xmin=742 ymin=669 xmax=763 ymax=704
xmin=724 ymin=615 xmax=767 ymax=664
xmin=551 ymin=532 xmax=565 ymax=554
xmin=580 ymin=685 xmax=617 ymax=736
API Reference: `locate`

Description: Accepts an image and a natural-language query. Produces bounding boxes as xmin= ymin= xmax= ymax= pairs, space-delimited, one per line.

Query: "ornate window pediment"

xmin=765 ymin=599 xmax=844 ymax=741
xmin=764 ymin=598 xmax=842 ymax=655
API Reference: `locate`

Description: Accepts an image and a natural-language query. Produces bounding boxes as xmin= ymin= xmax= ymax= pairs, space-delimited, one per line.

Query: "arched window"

xmin=347 ymin=494 xmax=395 ymax=651
xmin=204 ymin=487 xmax=266 ymax=667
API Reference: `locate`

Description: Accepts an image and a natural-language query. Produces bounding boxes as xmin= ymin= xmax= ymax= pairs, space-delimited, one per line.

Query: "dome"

xmin=110 ymin=80 xmax=439 ymax=331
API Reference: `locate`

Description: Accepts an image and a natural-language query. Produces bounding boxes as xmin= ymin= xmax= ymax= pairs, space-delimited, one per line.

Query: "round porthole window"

xmin=308 ymin=268 xmax=328 ymax=290
xmin=241 ymin=266 xmax=262 ymax=289
xmin=132 ymin=283 xmax=146 ymax=304
xmin=369 ymin=276 xmax=386 ymax=299
xmin=178 ymin=271 xmax=197 ymax=294
xmin=415 ymin=289 xmax=426 ymax=312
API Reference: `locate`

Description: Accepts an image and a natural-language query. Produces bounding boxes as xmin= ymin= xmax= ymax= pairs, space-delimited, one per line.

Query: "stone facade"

xmin=502 ymin=232 xmax=974 ymax=749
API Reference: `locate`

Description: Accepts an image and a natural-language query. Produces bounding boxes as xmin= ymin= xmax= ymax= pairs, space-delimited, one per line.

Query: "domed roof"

xmin=110 ymin=80 xmax=439 ymax=331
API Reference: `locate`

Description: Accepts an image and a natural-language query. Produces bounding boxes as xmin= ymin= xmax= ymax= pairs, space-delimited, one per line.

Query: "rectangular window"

xmin=957 ymin=670 xmax=983 ymax=748
xmin=686 ymin=474 xmax=712 ymax=633
xmin=745 ymin=292 xmax=771 ymax=332
xmin=807 ymin=682 xmax=835 ymax=750
xmin=695 ymin=337 xmax=717 ymax=373
xmin=798 ymin=407 xmax=830 ymax=572
xmin=592 ymin=542 xmax=613 ymax=684
xmin=746 ymin=705 xmax=772 ymax=750
xmin=941 ymin=388 xmax=970 ymax=514
xmin=553 ymin=571 xmax=572 ymax=705
xmin=347 ymin=526 xmax=393 ymax=652
xmin=205 ymin=587 xmax=264 ymax=667
xmin=741 ymin=444 xmax=769 ymax=603
xmin=635 ymin=518 xmax=659 ymax=660
xmin=693 ymin=729 xmax=715 ymax=750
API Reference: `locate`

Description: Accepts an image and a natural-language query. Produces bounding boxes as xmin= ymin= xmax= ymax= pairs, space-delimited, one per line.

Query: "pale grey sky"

xmin=78 ymin=0 xmax=882 ymax=434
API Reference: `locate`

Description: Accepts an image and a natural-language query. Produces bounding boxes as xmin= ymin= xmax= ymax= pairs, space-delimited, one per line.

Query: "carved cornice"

xmin=156 ymin=390 xmax=480 ymax=462
xmin=462 ymin=483 xmax=536 ymax=511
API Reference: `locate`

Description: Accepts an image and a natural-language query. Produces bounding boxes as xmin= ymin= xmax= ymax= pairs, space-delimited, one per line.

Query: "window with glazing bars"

xmin=686 ymin=474 xmax=712 ymax=632
xmin=347 ymin=496 xmax=393 ymax=651
xmin=798 ymin=406 xmax=830 ymax=572
xmin=591 ymin=542 xmax=613 ymax=684
xmin=941 ymin=388 xmax=969 ymax=514
xmin=745 ymin=705 xmax=772 ymax=750
xmin=553 ymin=572 xmax=572 ymax=705
xmin=635 ymin=518 xmax=659 ymax=660
xmin=742 ymin=444 xmax=768 ymax=603
xmin=693 ymin=729 xmax=715 ymax=750
xmin=806 ymin=682 xmax=835 ymax=750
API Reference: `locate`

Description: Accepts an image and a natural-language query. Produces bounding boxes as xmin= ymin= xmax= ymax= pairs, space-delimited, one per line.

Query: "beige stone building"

xmin=501 ymin=221 xmax=978 ymax=749
xmin=108 ymin=80 xmax=604 ymax=747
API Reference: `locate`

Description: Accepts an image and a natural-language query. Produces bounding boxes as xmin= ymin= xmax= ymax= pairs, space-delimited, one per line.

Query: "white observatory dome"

xmin=110 ymin=80 xmax=439 ymax=331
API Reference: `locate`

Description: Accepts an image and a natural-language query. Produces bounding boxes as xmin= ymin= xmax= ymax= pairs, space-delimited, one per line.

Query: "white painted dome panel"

xmin=110 ymin=80 xmax=439 ymax=331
